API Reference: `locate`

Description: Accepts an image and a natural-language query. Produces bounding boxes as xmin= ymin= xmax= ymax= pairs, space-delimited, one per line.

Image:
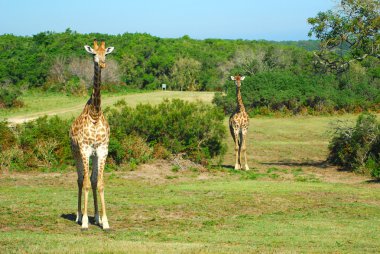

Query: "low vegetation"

xmin=213 ymin=68 xmax=380 ymax=116
xmin=106 ymin=99 xmax=226 ymax=166
xmin=328 ymin=113 xmax=380 ymax=178
xmin=0 ymin=99 xmax=225 ymax=172
xmin=0 ymin=86 xmax=23 ymax=108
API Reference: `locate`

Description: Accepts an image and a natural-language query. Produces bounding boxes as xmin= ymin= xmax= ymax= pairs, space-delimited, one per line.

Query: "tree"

xmin=171 ymin=57 xmax=201 ymax=91
xmin=308 ymin=0 xmax=380 ymax=73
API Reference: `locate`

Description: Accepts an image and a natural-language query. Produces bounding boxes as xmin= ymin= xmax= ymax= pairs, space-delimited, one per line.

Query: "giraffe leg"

xmin=73 ymin=148 xmax=84 ymax=224
xmin=233 ymin=129 xmax=241 ymax=170
xmin=96 ymin=146 xmax=110 ymax=230
xmin=242 ymin=129 xmax=249 ymax=171
xmin=80 ymin=148 xmax=92 ymax=230
xmin=239 ymin=131 xmax=243 ymax=169
xmin=76 ymin=169 xmax=83 ymax=224
xmin=91 ymin=154 xmax=101 ymax=225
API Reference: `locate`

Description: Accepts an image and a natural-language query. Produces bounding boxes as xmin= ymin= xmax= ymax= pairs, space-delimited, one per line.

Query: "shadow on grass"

xmin=218 ymin=165 xmax=235 ymax=169
xmin=61 ymin=213 xmax=101 ymax=227
xmin=365 ymin=179 xmax=380 ymax=184
xmin=261 ymin=160 xmax=329 ymax=169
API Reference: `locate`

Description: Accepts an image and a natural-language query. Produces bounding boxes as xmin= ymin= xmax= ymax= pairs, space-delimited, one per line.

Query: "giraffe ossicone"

xmin=69 ymin=39 xmax=114 ymax=230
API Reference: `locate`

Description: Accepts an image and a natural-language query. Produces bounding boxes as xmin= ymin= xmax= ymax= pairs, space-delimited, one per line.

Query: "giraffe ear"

xmin=84 ymin=45 xmax=95 ymax=54
xmin=105 ymin=47 xmax=114 ymax=55
xmin=230 ymin=76 xmax=235 ymax=81
xmin=241 ymin=76 xmax=245 ymax=80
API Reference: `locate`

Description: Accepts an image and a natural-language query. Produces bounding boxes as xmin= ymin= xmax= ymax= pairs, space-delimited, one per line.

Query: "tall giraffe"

xmin=70 ymin=39 xmax=114 ymax=230
xmin=229 ymin=75 xmax=250 ymax=170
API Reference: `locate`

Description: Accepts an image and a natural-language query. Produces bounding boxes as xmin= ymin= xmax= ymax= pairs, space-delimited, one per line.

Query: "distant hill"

xmin=274 ymin=40 xmax=320 ymax=51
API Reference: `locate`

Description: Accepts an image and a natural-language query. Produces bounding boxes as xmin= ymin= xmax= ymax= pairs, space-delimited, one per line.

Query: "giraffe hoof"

xmin=81 ymin=227 xmax=88 ymax=231
xmin=76 ymin=212 xmax=82 ymax=224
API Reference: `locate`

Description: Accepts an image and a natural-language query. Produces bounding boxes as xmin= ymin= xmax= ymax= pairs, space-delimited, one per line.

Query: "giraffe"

xmin=69 ymin=39 xmax=114 ymax=230
xmin=229 ymin=75 xmax=250 ymax=170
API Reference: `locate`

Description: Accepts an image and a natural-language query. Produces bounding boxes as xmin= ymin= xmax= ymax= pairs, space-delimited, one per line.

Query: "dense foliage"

xmin=0 ymin=30 xmax=321 ymax=92
xmin=105 ymin=99 xmax=226 ymax=166
xmin=0 ymin=100 xmax=226 ymax=171
xmin=308 ymin=0 xmax=380 ymax=73
xmin=0 ymin=85 xmax=23 ymax=108
xmin=328 ymin=113 xmax=380 ymax=178
xmin=214 ymin=64 xmax=380 ymax=116
xmin=0 ymin=30 xmax=379 ymax=114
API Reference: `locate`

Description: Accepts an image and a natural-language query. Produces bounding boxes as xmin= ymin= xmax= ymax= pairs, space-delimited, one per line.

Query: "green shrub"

xmin=0 ymin=121 xmax=17 ymax=151
xmin=0 ymin=147 xmax=24 ymax=172
xmin=0 ymin=86 xmax=23 ymax=108
xmin=106 ymin=99 xmax=226 ymax=164
xmin=64 ymin=76 xmax=87 ymax=96
xmin=108 ymin=135 xmax=153 ymax=166
xmin=328 ymin=113 xmax=380 ymax=177
xmin=17 ymin=116 xmax=73 ymax=169
xmin=213 ymin=71 xmax=380 ymax=116
xmin=2 ymin=99 xmax=226 ymax=171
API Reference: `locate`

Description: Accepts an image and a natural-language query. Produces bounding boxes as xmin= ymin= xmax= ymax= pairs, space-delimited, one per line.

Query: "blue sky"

xmin=0 ymin=0 xmax=335 ymax=40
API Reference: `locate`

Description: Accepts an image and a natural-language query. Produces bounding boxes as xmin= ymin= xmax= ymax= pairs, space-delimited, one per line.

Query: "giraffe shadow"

xmin=61 ymin=213 xmax=100 ymax=227
xmin=219 ymin=164 xmax=235 ymax=169
xmin=261 ymin=160 xmax=329 ymax=169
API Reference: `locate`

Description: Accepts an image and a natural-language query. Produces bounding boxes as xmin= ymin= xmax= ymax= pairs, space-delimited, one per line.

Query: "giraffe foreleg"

xmin=96 ymin=145 xmax=110 ymax=230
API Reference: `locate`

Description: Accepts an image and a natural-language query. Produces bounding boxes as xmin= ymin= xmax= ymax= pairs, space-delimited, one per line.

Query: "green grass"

xmin=0 ymin=173 xmax=379 ymax=253
xmin=222 ymin=115 xmax=361 ymax=168
xmin=1 ymin=93 xmax=380 ymax=253
xmin=0 ymin=90 xmax=215 ymax=123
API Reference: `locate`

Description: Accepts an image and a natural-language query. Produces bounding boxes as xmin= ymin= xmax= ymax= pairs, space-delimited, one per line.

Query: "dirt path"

xmin=4 ymin=91 xmax=215 ymax=124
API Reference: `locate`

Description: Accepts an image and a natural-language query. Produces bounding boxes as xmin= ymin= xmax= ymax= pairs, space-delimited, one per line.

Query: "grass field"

xmin=0 ymin=90 xmax=214 ymax=123
xmin=1 ymin=91 xmax=380 ymax=253
xmin=1 ymin=162 xmax=379 ymax=253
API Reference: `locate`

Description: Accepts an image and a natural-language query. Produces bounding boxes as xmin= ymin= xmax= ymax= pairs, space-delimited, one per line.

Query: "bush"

xmin=0 ymin=121 xmax=17 ymax=150
xmin=17 ymin=116 xmax=73 ymax=170
xmin=328 ymin=113 xmax=380 ymax=177
xmin=1 ymin=99 xmax=226 ymax=171
xmin=0 ymin=86 xmax=23 ymax=108
xmin=106 ymin=99 xmax=226 ymax=164
xmin=63 ymin=76 xmax=87 ymax=96
xmin=213 ymin=71 xmax=380 ymax=116
xmin=108 ymin=135 xmax=152 ymax=166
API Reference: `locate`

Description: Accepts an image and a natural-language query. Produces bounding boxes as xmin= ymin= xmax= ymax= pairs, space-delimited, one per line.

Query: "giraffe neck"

xmin=236 ymin=86 xmax=245 ymax=113
xmin=89 ymin=63 xmax=102 ymax=118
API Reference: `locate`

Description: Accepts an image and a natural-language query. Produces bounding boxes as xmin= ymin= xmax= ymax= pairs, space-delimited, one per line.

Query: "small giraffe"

xmin=70 ymin=39 xmax=114 ymax=230
xmin=229 ymin=75 xmax=250 ymax=170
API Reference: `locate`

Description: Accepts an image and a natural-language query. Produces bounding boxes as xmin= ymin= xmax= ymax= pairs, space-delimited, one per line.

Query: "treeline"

xmin=0 ymin=29 xmax=379 ymax=113
xmin=214 ymin=66 xmax=380 ymax=116
xmin=0 ymin=29 xmax=321 ymax=93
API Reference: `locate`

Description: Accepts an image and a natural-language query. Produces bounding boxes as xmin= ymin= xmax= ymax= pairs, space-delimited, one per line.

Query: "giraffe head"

xmin=230 ymin=75 xmax=245 ymax=88
xmin=84 ymin=39 xmax=114 ymax=68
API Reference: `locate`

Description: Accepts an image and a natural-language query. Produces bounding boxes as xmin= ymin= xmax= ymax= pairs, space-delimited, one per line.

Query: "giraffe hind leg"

xmin=96 ymin=145 xmax=110 ymax=230
xmin=242 ymin=129 xmax=249 ymax=171
xmin=91 ymin=154 xmax=101 ymax=226
xmin=238 ymin=130 xmax=243 ymax=169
